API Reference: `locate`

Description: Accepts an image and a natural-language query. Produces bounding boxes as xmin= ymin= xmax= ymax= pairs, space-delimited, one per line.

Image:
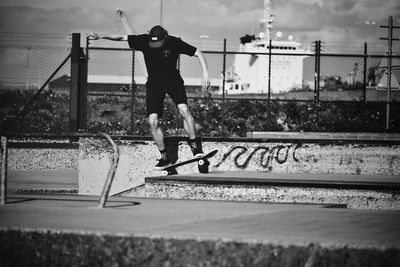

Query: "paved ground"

xmin=2 ymin=169 xmax=400 ymax=249
xmin=7 ymin=169 xmax=78 ymax=193
xmin=2 ymin=193 xmax=400 ymax=249
xmin=8 ymin=169 xmax=400 ymax=194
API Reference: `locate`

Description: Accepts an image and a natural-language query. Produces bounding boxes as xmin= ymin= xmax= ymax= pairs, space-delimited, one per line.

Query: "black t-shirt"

xmin=128 ymin=34 xmax=197 ymax=80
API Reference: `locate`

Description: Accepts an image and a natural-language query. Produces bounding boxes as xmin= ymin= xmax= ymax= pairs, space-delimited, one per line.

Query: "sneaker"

xmin=193 ymin=150 xmax=204 ymax=158
xmin=154 ymin=154 xmax=172 ymax=170
xmin=188 ymin=138 xmax=204 ymax=158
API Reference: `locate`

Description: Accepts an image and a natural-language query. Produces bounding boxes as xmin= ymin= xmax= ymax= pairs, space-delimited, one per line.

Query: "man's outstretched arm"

xmin=88 ymin=32 xmax=128 ymax=41
xmin=194 ymin=49 xmax=211 ymax=90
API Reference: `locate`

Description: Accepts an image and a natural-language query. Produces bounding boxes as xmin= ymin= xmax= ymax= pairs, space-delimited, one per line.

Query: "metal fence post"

xmin=317 ymin=41 xmax=321 ymax=103
xmin=177 ymin=54 xmax=182 ymax=131
xmin=313 ymin=41 xmax=321 ymax=131
xmin=221 ymin=38 xmax=227 ymax=136
xmin=268 ymin=40 xmax=272 ymax=101
xmin=0 ymin=136 xmax=7 ymax=205
xmin=70 ymin=33 xmax=87 ymax=132
xmin=70 ymin=33 xmax=80 ymax=131
xmin=313 ymin=41 xmax=318 ymax=104
xmin=130 ymin=50 xmax=136 ymax=134
xmin=267 ymin=39 xmax=272 ymax=129
xmin=363 ymin=42 xmax=368 ymax=102
xmin=385 ymin=17 xmax=393 ymax=131
xmin=268 ymin=39 xmax=272 ymax=101
xmin=80 ymin=41 xmax=88 ymax=131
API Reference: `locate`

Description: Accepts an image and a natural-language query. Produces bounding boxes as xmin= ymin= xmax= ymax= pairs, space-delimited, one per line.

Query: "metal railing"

xmin=0 ymin=132 xmax=120 ymax=208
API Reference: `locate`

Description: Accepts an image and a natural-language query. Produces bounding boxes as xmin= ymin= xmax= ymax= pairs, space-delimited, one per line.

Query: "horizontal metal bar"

xmin=89 ymin=47 xmax=133 ymax=51
xmin=88 ymin=46 xmax=399 ymax=57
xmin=0 ymin=132 xmax=102 ymax=138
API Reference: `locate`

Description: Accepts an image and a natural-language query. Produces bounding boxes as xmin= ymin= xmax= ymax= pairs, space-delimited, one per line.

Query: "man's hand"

xmin=194 ymin=49 xmax=211 ymax=90
xmin=87 ymin=32 xmax=102 ymax=40
xmin=202 ymin=72 xmax=211 ymax=90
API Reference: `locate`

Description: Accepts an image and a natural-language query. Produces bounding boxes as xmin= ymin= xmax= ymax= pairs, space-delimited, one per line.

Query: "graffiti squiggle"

xmin=215 ymin=144 xmax=301 ymax=169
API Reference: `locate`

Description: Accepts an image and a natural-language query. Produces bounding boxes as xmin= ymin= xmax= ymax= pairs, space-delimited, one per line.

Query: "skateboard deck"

xmin=160 ymin=149 xmax=218 ymax=175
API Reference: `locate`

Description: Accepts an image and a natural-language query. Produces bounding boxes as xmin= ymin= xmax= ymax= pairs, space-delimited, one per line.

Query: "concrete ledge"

xmin=247 ymin=131 xmax=400 ymax=142
xmin=8 ymin=148 xmax=78 ymax=171
xmin=144 ymin=173 xmax=400 ymax=210
xmin=1 ymin=228 xmax=399 ymax=267
xmin=79 ymin=137 xmax=400 ymax=196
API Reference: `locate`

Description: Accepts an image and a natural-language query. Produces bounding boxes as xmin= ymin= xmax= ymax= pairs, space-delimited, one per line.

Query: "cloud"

xmin=1 ymin=0 xmax=399 ymax=50
xmin=1 ymin=5 xmax=109 ymax=33
xmin=159 ymin=0 xmax=261 ymax=40
xmin=0 ymin=1 xmax=160 ymax=34
xmin=270 ymin=0 xmax=400 ymax=43
xmin=352 ymin=0 xmax=400 ymax=22
xmin=292 ymin=0 xmax=323 ymax=7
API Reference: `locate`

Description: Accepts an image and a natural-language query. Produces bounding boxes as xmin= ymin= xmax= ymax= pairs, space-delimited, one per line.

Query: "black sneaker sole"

xmin=154 ymin=163 xmax=173 ymax=171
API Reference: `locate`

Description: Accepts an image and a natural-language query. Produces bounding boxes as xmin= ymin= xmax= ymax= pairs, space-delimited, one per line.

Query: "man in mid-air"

xmin=91 ymin=25 xmax=211 ymax=169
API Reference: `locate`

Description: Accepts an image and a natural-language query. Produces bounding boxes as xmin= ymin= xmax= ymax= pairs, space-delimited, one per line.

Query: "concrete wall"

xmin=8 ymin=148 xmax=78 ymax=170
xmin=79 ymin=137 xmax=400 ymax=195
xmin=145 ymin=182 xmax=400 ymax=210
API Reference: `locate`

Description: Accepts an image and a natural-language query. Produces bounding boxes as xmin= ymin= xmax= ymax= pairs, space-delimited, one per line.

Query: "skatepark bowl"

xmin=1 ymin=131 xmax=400 ymax=266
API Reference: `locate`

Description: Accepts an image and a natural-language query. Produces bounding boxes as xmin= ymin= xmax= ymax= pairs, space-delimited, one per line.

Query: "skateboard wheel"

xmin=166 ymin=168 xmax=178 ymax=175
xmin=198 ymin=159 xmax=204 ymax=165
xmin=198 ymin=158 xmax=209 ymax=173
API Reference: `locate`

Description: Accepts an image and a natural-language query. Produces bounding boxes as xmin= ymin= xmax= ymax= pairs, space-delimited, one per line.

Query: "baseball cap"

xmin=149 ymin=25 xmax=168 ymax=48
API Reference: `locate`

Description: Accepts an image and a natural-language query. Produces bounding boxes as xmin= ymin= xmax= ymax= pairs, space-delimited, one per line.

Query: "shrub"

xmin=1 ymin=88 xmax=399 ymax=136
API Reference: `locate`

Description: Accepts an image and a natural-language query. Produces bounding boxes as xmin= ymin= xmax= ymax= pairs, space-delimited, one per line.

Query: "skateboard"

xmin=160 ymin=149 xmax=218 ymax=175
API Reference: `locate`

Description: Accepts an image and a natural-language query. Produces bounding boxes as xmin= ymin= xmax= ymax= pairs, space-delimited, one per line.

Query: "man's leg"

xmin=177 ymin=104 xmax=196 ymax=139
xmin=148 ymin=113 xmax=171 ymax=169
xmin=177 ymin=103 xmax=204 ymax=157
xmin=148 ymin=113 xmax=165 ymax=150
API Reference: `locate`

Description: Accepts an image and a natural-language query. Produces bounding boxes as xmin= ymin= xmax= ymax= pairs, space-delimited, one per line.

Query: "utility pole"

xmin=160 ymin=0 xmax=163 ymax=26
xmin=313 ymin=40 xmax=322 ymax=131
xmin=379 ymin=16 xmax=400 ymax=131
xmin=313 ymin=40 xmax=321 ymax=103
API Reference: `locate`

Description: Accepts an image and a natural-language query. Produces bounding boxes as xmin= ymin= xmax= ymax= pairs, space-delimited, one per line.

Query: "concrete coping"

xmin=4 ymin=131 xmax=400 ymax=147
xmin=246 ymin=131 xmax=400 ymax=142
xmin=146 ymin=172 xmax=400 ymax=191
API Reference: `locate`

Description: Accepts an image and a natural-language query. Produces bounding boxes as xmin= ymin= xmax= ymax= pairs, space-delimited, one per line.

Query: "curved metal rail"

xmin=0 ymin=132 xmax=120 ymax=208
xmin=97 ymin=132 xmax=120 ymax=208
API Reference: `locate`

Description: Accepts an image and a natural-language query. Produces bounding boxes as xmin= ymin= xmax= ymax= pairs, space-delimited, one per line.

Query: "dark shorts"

xmin=146 ymin=76 xmax=188 ymax=117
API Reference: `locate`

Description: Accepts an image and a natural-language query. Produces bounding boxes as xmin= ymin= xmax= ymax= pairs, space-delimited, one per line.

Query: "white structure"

xmin=222 ymin=0 xmax=310 ymax=95
xmin=376 ymin=57 xmax=400 ymax=90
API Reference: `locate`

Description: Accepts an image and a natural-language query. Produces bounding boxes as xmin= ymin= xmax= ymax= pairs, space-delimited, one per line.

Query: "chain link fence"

xmin=0 ymin=44 xmax=71 ymax=132
xmin=1 ymin=39 xmax=399 ymax=135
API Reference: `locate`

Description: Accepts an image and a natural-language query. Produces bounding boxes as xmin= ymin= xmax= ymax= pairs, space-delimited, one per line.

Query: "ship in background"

xmin=221 ymin=0 xmax=311 ymax=95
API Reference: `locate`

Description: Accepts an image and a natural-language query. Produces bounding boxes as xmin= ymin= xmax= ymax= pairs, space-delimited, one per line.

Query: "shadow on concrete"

xmin=104 ymin=201 xmax=141 ymax=208
xmin=6 ymin=193 xmax=141 ymax=208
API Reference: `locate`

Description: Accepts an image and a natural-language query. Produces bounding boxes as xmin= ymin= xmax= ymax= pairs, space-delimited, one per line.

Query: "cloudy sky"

xmin=1 ymin=0 xmax=399 ymax=51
